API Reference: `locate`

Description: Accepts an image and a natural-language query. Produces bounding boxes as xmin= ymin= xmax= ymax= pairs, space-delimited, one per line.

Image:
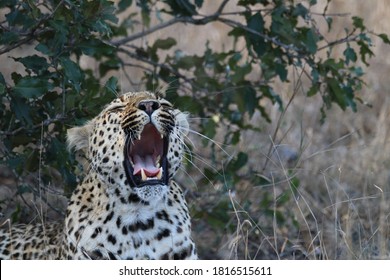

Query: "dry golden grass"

xmin=183 ymin=0 xmax=390 ymax=259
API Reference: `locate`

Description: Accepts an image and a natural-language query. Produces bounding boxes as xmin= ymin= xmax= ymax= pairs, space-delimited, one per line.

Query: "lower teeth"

xmin=140 ymin=167 xmax=163 ymax=181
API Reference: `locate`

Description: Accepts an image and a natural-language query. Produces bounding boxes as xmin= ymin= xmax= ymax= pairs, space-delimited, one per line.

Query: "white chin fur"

xmin=134 ymin=184 xmax=168 ymax=202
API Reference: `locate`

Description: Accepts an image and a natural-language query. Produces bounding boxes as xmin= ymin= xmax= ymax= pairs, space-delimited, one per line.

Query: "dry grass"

xmin=182 ymin=0 xmax=390 ymax=260
xmin=188 ymin=85 xmax=390 ymax=259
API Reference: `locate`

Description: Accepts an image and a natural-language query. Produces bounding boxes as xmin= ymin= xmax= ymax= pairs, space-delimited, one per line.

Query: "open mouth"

xmin=123 ymin=123 xmax=169 ymax=188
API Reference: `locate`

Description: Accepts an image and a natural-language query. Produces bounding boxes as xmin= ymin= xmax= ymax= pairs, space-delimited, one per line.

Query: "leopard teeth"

xmin=155 ymin=155 xmax=161 ymax=166
xmin=156 ymin=167 xmax=163 ymax=180
xmin=141 ymin=169 xmax=147 ymax=181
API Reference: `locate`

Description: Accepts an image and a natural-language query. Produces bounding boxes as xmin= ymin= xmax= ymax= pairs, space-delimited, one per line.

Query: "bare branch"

xmin=112 ymin=17 xmax=185 ymax=46
xmin=216 ymin=0 xmax=230 ymax=15
xmin=0 ymin=116 xmax=68 ymax=137
xmin=317 ymin=33 xmax=360 ymax=52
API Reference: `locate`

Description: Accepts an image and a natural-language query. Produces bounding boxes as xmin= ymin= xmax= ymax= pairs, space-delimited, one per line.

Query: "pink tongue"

xmin=132 ymin=155 xmax=160 ymax=177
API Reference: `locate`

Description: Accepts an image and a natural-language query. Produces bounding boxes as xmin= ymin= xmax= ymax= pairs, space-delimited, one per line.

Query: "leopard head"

xmin=67 ymin=91 xmax=189 ymax=202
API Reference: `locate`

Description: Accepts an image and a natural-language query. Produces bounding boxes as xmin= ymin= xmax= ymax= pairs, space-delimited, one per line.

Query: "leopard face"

xmin=67 ymin=91 xmax=189 ymax=202
xmin=64 ymin=91 xmax=196 ymax=260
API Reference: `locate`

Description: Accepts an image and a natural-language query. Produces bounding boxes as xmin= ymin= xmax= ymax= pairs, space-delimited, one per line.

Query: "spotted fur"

xmin=0 ymin=91 xmax=197 ymax=260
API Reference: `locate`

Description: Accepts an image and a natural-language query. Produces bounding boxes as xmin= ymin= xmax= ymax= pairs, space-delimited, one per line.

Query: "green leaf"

xmin=137 ymin=0 xmax=151 ymax=26
xmin=202 ymin=118 xmax=217 ymax=145
xmin=230 ymin=85 xmax=257 ymax=118
xmin=343 ymin=46 xmax=357 ymax=65
xmin=60 ymin=58 xmax=83 ymax=93
xmin=293 ymin=3 xmax=308 ymax=18
xmin=14 ymin=55 xmax=49 ymax=75
xmin=0 ymin=84 xmax=5 ymax=95
xmin=99 ymin=57 xmax=121 ymax=76
xmin=378 ymin=33 xmax=390 ymax=44
xmin=35 ymin=43 xmax=52 ymax=56
xmin=79 ymin=39 xmax=116 ymax=57
xmin=228 ymin=27 xmax=245 ymax=38
xmin=307 ymin=83 xmax=319 ymax=97
xmin=230 ymin=63 xmax=252 ymax=83
xmin=194 ymin=0 xmax=204 ymax=8
xmin=0 ymin=72 xmax=5 ymax=94
xmin=13 ymin=77 xmax=51 ymax=98
xmin=327 ymin=78 xmax=346 ymax=110
xmin=352 ymin=66 xmax=364 ymax=77
xmin=152 ymin=38 xmax=177 ymax=50
xmin=357 ymin=40 xmax=374 ymax=65
xmin=164 ymin=0 xmax=197 ymax=16
xmin=176 ymin=55 xmax=202 ymax=70
xmin=247 ymin=12 xmax=266 ymax=56
xmin=104 ymin=76 xmax=119 ymax=95
xmin=227 ymin=152 xmax=248 ymax=171
xmin=10 ymin=95 xmax=32 ymax=125
xmin=48 ymin=19 xmax=69 ymax=50
xmin=0 ymin=31 xmax=19 ymax=45
xmin=304 ymin=28 xmax=318 ymax=54
xmin=242 ymin=86 xmax=257 ymax=117
xmin=230 ymin=131 xmax=241 ymax=145
xmin=118 ymin=0 xmax=133 ymax=12
xmin=274 ymin=62 xmax=288 ymax=81
xmin=352 ymin=16 xmax=365 ymax=30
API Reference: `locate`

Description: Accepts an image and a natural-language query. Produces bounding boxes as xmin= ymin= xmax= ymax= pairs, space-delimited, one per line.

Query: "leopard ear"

xmin=67 ymin=121 xmax=93 ymax=152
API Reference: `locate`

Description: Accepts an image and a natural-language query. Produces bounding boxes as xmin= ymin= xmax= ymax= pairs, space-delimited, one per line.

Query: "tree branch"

xmin=118 ymin=46 xmax=195 ymax=86
xmin=317 ymin=33 xmax=360 ymax=52
xmin=0 ymin=0 xmax=65 ymax=56
xmin=0 ymin=116 xmax=68 ymax=137
xmin=216 ymin=17 xmax=301 ymax=54
xmin=112 ymin=17 xmax=185 ymax=46
xmin=112 ymin=0 xmax=230 ymax=47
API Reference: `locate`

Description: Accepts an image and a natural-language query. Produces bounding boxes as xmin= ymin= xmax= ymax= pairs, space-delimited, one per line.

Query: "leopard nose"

xmin=138 ymin=100 xmax=160 ymax=116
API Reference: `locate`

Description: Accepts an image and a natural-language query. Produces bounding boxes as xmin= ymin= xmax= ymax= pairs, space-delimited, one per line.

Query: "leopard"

xmin=0 ymin=91 xmax=197 ymax=260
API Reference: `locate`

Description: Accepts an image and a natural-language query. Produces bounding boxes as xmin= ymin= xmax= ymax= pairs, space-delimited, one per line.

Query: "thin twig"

xmin=262 ymin=64 xmax=306 ymax=172
xmin=0 ymin=116 xmax=68 ymax=136
xmin=117 ymin=46 xmax=195 ymax=86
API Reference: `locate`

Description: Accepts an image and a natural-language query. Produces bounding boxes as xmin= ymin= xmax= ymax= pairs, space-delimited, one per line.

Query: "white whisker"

xmin=177 ymin=125 xmax=231 ymax=158
xmin=181 ymin=154 xmax=216 ymax=188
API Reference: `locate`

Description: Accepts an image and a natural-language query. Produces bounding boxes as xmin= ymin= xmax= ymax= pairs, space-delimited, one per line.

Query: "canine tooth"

xmin=155 ymin=155 xmax=161 ymax=165
xmin=160 ymin=134 xmax=164 ymax=139
xmin=141 ymin=169 xmax=147 ymax=181
xmin=156 ymin=167 xmax=163 ymax=180
xmin=156 ymin=162 xmax=160 ymax=168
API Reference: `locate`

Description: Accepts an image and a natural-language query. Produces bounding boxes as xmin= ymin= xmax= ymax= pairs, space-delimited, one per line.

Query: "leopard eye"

xmin=107 ymin=104 xmax=125 ymax=113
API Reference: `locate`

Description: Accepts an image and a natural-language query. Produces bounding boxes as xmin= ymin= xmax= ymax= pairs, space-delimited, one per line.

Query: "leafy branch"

xmin=112 ymin=0 xmax=230 ymax=46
